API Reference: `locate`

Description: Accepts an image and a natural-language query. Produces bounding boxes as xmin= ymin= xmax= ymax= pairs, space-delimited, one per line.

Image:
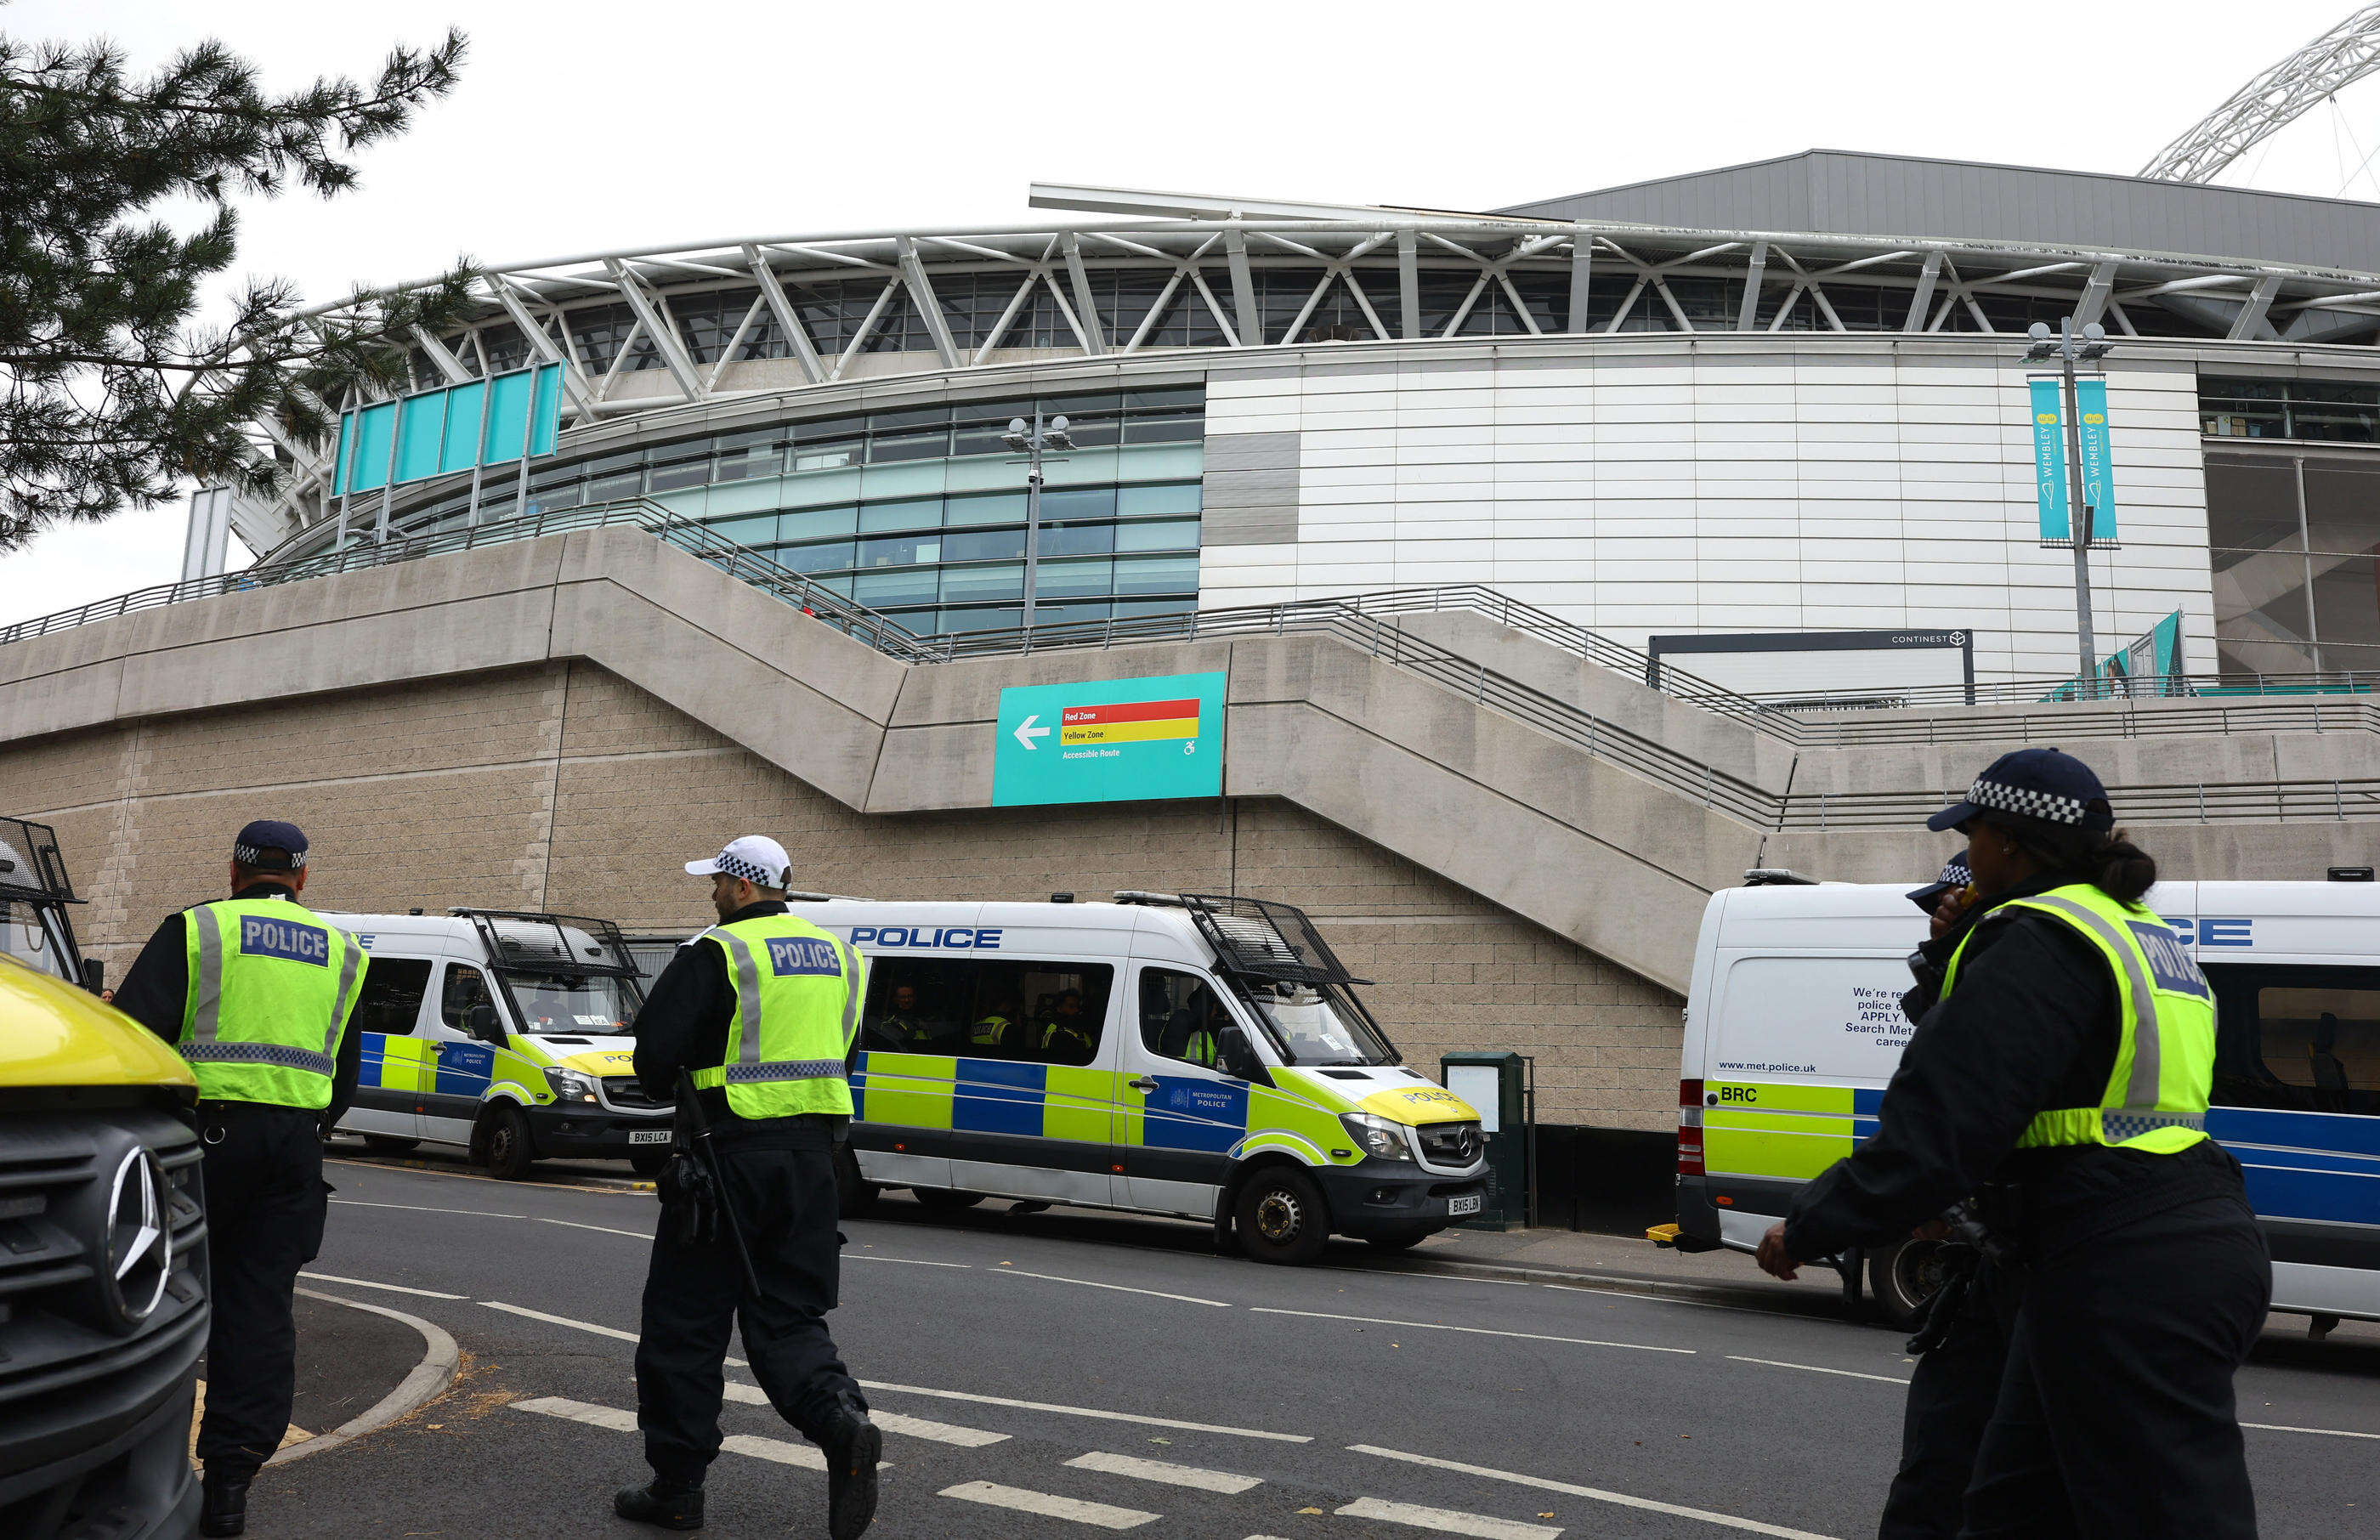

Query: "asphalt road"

xmin=256 ymin=1158 xmax=2380 ymax=1540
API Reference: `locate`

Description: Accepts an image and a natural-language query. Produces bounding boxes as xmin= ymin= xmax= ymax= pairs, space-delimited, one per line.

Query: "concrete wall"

xmin=11 ymin=660 xmax=1682 ymax=1133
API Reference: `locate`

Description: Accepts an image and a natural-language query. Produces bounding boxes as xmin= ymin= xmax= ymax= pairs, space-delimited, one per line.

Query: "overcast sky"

xmin=7 ymin=0 xmax=2377 ymax=625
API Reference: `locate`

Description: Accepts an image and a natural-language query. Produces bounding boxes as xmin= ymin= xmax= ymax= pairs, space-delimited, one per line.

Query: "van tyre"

xmin=912 ymin=1188 xmax=983 ymax=1212
xmin=360 ymin=1135 xmax=418 ymax=1155
xmin=1869 ymin=1237 xmax=1952 ymax=1329
xmin=1235 ymin=1167 xmax=1329 ymax=1266
xmin=482 ymin=1103 xmax=536 ymax=1180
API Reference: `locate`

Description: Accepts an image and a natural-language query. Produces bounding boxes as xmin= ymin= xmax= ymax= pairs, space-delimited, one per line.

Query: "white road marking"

xmin=533 ymin=1216 xmax=652 ymax=1241
xmin=298 ymin=1271 xmax=465 ymax=1299
xmin=721 ymin=1433 xmax=825 ymax=1469
xmin=513 ymin=1396 xmax=636 ymax=1432
xmin=719 ymin=1384 xmax=1007 ymax=1446
xmin=1334 ymin=1497 xmax=1560 ymax=1539
xmin=1250 ymin=1308 xmax=1693 ymax=1355
xmin=991 ymin=1267 xmax=1231 ymax=1307
xmin=940 ymin=1481 xmax=1158 ymax=1530
xmin=1065 ymin=1451 xmax=1262 ymax=1493
xmin=331 ymin=1199 xmax=526 ymax=1220
xmin=479 ymin=1301 xmax=744 ymax=1366
xmin=2243 ymin=1420 xmax=2380 ymax=1440
xmin=1320 ymin=1266 xmax=1528 ymax=1287
xmin=1538 ymin=1282 xmax=1788 ymax=1318
xmin=860 ymin=1380 xmax=1311 ymax=1442
xmin=848 ymin=1254 xmax=971 ymax=1268
xmin=1350 ymin=1445 xmax=1838 ymax=1539
xmin=512 ymin=1399 xmax=876 ymax=1470
xmin=1728 ymin=1356 xmax=1910 ymax=1385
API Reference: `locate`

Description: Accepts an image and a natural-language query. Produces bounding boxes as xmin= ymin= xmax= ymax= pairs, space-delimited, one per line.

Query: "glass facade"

xmin=2200 ymin=375 xmax=2380 ymax=443
xmin=326 ymin=388 xmax=1206 ymax=637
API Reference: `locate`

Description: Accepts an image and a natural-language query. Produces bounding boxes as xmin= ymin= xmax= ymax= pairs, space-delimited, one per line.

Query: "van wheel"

xmin=1869 ymin=1238 xmax=1952 ymax=1329
xmin=360 ymin=1135 xmax=419 ymax=1155
xmin=483 ymin=1105 xmax=536 ymax=1180
xmin=912 ymin=1188 xmax=983 ymax=1212
xmin=629 ymin=1152 xmax=668 ymax=1177
xmin=836 ymin=1148 xmax=879 ymax=1219
xmin=1235 ymin=1168 xmax=1329 ymax=1266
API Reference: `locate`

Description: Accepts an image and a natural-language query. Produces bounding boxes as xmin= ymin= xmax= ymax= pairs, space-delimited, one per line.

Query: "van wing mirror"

xmin=80 ymin=956 xmax=105 ymax=996
xmin=468 ymin=999 xmax=506 ymax=1044
xmin=1216 ymin=1025 xmax=1265 ymax=1083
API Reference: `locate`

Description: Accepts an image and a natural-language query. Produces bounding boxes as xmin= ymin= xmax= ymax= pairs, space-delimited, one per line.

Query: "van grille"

xmin=1416 ymin=1122 xmax=1483 ymax=1168
xmin=601 ymin=1076 xmax=667 ymax=1112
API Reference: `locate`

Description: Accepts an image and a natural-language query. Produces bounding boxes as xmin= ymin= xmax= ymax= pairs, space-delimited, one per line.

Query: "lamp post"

xmin=1001 ymin=411 xmax=1074 ymax=631
xmin=2026 ymin=318 xmax=2113 ymax=694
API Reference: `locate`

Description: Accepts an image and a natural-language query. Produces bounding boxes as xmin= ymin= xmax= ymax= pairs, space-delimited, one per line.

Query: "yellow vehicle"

xmin=0 ymin=817 xmax=209 ymax=1540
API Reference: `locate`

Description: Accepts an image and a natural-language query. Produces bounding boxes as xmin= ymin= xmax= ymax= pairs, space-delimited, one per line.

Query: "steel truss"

xmin=234 ymin=197 xmax=2380 ymax=553
xmin=2140 ymin=5 xmax=2380 ymax=184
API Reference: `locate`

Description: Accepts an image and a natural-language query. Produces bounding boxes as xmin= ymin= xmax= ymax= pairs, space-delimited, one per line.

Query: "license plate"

xmin=1448 ymin=1193 xmax=1482 ymax=1217
xmin=628 ymin=1130 xmax=672 ymax=1146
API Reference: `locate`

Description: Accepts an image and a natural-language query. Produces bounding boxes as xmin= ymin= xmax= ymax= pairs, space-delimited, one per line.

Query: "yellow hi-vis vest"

xmin=1942 ymin=882 xmax=2215 ymax=1153
xmin=178 ymin=897 xmax=366 ymax=1109
xmin=694 ymin=914 xmax=864 ymax=1119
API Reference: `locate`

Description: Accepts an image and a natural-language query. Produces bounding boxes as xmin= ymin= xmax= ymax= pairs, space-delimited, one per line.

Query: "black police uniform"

xmin=628 ymin=900 xmax=867 ymax=1503
xmin=114 ymin=879 xmax=364 ymax=1521
xmin=1782 ymin=873 xmax=2269 ymax=1539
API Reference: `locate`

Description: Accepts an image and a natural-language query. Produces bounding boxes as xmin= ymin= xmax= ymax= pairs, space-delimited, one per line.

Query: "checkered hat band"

xmin=715 ymin=852 xmax=780 ymax=886
xmin=1964 ymin=777 xmax=2087 ymax=825
xmin=232 ymin=843 xmax=306 ymax=867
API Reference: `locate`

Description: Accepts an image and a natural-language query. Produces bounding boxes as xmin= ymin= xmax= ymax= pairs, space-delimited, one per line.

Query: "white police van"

xmin=325 ymin=909 xmax=672 ymax=1178
xmin=799 ymin=890 xmax=1489 ymax=1265
xmin=1675 ymin=877 xmax=2380 ymax=1331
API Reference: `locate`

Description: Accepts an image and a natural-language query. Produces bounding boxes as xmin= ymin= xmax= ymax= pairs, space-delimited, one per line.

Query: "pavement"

xmin=234 ymin=1159 xmax=2380 ymax=1540
xmin=192 ymin=1290 xmax=431 ymax=1463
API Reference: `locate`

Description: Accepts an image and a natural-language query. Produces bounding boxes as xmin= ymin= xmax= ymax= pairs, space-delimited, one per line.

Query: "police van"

xmin=1675 ymin=876 xmax=2380 ymax=1331
xmin=803 ymin=891 xmax=1488 ymax=1265
xmin=324 ymin=909 xmax=671 ymax=1179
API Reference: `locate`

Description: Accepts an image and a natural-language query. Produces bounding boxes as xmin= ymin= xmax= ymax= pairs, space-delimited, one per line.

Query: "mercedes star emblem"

xmin=105 ymin=1146 xmax=173 ymax=1328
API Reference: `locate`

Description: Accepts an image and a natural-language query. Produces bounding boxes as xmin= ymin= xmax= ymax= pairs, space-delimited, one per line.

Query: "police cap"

xmin=1925 ymin=748 xmax=2115 ymax=834
xmin=233 ymin=818 xmax=309 ymax=869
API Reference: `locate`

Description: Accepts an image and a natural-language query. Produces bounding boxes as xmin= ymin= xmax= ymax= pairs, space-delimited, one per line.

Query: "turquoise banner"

xmin=992 ymin=671 xmax=1227 ymax=807
xmin=2074 ymin=377 xmax=2116 ymax=539
xmin=2028 ymin=377 xmax=2069 ymax=541
xmin=334 ymin=362 xmax=563 ymax=495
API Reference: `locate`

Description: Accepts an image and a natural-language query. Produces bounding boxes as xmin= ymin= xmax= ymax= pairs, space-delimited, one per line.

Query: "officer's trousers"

xmin=1878 ymin=1267 xmax=2006 ymax=1540
xmin=635 ymin=1141 xmax=862 ymax=1485
xmin=1957 ymin=1195 xmax=2270 ymax=1540
xmin=195 ymin=1102 xmax=329 ymax=1471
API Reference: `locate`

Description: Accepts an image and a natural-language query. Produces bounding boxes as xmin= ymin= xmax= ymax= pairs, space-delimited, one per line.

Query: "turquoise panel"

xmin=332 ymin=413 xmax=353 ymax=496
xmin=992 ymin=670 xmax=1226 ymax=807
xmin=394 ymin=392 xmax=445 ymax=484
xmin=439 ymin=382 xmax=487 ymax=474
xmin=348 ymin=402 xmax=397 ymax=494
xmin=484 ymin=371 xmax=534 ymax=461
xmin=530 ymin=364 xmax=562 ymax=456
xmin=2074 ymin=377 xmax=2116 ymax=538
xmin=2029 ymin=377 xmax=2068 ymax=541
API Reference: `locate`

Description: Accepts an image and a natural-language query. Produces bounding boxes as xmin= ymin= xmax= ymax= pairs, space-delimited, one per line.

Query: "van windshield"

xmin=1234 ymin=979 xmax=1395 ymax=1066
xmin=501 ymin=971 xmax=640 ymax=1036
xmin=0 ymin=900 xmax=74 ymax=982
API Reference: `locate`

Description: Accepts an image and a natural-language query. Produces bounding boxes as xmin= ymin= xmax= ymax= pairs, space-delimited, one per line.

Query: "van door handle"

xmin=1127 ymin=1076 xmax=1159 ymax=1093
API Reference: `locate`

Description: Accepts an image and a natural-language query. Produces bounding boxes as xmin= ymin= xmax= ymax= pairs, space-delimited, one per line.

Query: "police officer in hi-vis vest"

xmin=112 ymin=820 xmax=368 ymax=1537
xmin=621 ymin=836 xmax=880 ymax=1538
xmin=1756 ymin=750 xmax=2269 ymax=1538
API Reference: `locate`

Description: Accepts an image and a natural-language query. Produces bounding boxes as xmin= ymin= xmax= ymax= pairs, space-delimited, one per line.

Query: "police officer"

xmin=620 ymin=835 xmax=880 ymax=1538
xmin=1038 ymin=988 xmax=1096 ymax=1063
xmin=876 ymin=982 xmax=940 ymax=1050
xmin=1756 ymin=750 xmax=2269 ymax=1539
xmin=111 ymin=820 xmax=368 ymax=1537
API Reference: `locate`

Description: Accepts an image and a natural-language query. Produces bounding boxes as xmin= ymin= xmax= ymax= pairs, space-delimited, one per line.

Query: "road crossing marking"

xmin=720 ymin=1433 xmax=825 ymax=1469
xmin=1334 ymin=1497 xmax=1560 ymax=1539
xmin=513 ymin=1396 xmax=636 ymax=1433
xmin=1250 ymin=1308 xmax=1695 ymax=1355
xmin=721 ymin=1383 xmax=1008 ymax=1446
xmin=510 ymin=1398 xmax=876 ymax=1472
xmin=860 ymin=1381 xmax=1312 ymax=1442
xmin=530 ymin=1216 xmax=652 ymax=1241
xmin=479 ymin=1301 xmax=745 ymax=1366
xmin=940 ymin=1481 xmax=1158 ymax=1530
xmin=1727 ymin=1356 xmax=1910 ymax=1385
xmin=1065 ymin=1450 xmax=1262 ymax=1493
xmin=991 ymin=1267 xmax=1232 ymax=1307
xmin=2242 ymin=1420 xmax=2380 ymax=1440
xmin=1349 ymin=1445 xmax=1838 ymax=1539
xmin=298 ymin=1271 xmax=464 ymax=1299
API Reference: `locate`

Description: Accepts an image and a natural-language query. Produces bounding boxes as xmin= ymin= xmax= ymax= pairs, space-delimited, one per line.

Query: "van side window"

xmin=2207 ymin=964 xmax=2378 ymax=1116
xmin=351 ymin=957 xmax=432 ymax=1036
xmin=1140 ymin=969 xmax=1231 ymax=1070
xmin=861 ymin=958 xmax=1112 ymax=1066
xmin=441 ymin=965 xmax=494 ymax=1033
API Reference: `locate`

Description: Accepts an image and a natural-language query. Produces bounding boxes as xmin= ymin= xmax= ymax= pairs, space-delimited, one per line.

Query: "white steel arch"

xmin=2139 ymin=4 xmax=2380 ymax=184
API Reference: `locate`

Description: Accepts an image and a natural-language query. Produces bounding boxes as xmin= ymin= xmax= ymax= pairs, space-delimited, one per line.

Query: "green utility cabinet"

xmin=1441 ymin=1050 xmax=1535 ymax=1231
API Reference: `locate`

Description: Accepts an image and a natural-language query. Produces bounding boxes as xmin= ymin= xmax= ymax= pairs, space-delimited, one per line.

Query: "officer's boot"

xmin=199 ymin=1464 xmax=256 ymax=1537
xmin=820 ymin=1393 xmax=881 ymax=1540
xmin=614 ymin=1476 xmax=705 ymax=1531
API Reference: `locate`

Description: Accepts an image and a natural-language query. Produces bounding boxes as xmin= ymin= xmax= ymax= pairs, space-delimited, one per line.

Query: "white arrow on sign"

xmin=1013 ymin=714 xmax=1051 ymax=750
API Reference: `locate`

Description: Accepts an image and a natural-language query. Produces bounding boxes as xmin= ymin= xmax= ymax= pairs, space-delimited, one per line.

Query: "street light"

xmin=1002 ymin=411 xmax=1074 ymax=631
xmin=2026 ymin=318 xmax=2112 ymax=692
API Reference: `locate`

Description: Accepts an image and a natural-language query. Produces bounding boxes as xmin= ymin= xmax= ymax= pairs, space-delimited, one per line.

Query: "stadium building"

xmin=10 ymin=29 xmax=2380 ymax=1217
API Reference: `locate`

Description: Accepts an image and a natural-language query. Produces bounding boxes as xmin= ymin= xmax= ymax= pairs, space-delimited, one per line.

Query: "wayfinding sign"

xmin=992 ymin=671 xmax=1227 ymax=807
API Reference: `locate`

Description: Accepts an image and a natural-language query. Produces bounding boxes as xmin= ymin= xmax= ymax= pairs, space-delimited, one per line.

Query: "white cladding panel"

xmin=1200 ymin=349 xmax=2214 ymax=685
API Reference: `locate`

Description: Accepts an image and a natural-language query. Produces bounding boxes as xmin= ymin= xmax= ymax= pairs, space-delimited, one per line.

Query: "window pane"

xmin=1119 ymin=482 xmax=1202 ymax=517
xmin=857 ymin=534 xmax=941 ymax=568
xmin=792 ymin=441 xmax=861 ymax=472
xmin=951 ymin=422 xmax=1018 ymax=457
xmin=782 ymin=505 xmax=858 ymax=541
xmin=530 ymin=483 xmax=582 ymax=512
xmin=1034 ymin=599 xmax=1112 ymax=626
xmin=715 ymin=444 xmax=784 ymax=481
xmin=855 ymin=569 xmax=940 ymax=607
xmin=1040 ymin=522 xmax=1115 ymax=557
xmin=1114 ymin=597 xmax=1195 ymax=620
xmin=440 ymin=965 xmax=493 ymax=1031
xmin=1125 ymin=387 xmax=1204 ymax=411
xmin=586 ymin=471 xmax=642 ymax=503
xmin=1039 ymin=487 xmax=1115 ymax=521
xmin=869 ymin=427 xmax=951 ymax=462
xmin=942 ymin=563 xmax=1024 ymax=603
xmin=859 ymin=498 xmax=944 ymax=533
xmin=2209 ymin=964 xmax=2380 ymax=1114
xmin=708 ymin=512 xmax=779 ymax=546
xmin=947 ymin=492 xmax=1027 ymax=527
xmin=778 ymin=540 xmax=854 ymax=574
xmin=353 ymin=958 xmax=432 ymax=1036
xmin=1138 ymin=967 xmax=1230 ymax=1067
xmin=942 ymin=527 xmax=1027 ymax=563
xmin=1123 ymin=412 xmax=1204 ymax=444
xmin=944 ymin=604 xmax=1021 ymax=632
xmin=1034 ymin=556 xmax=1112 ymax=597
xmin=1116 ymin=518 xmax=1200 ymax=552
xmin=859 ymin=958 xmax=1111 ymax=1066
xmin=649 ymin=460 xmax=713 ymax=493
xmin=1114 ymin=554 xmax=1198 ymax=596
